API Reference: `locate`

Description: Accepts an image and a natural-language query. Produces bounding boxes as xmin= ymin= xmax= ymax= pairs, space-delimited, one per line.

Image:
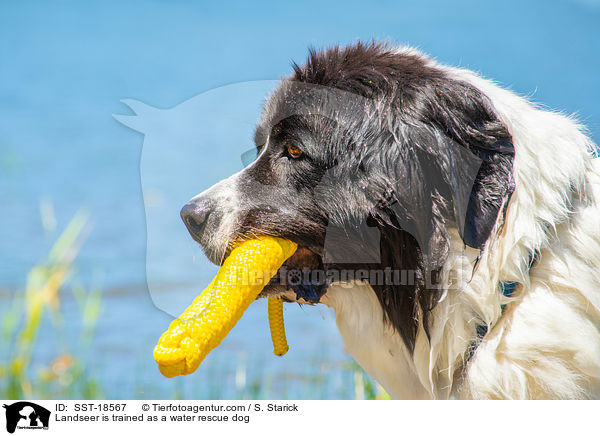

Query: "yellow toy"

xmin=153 ymin=237 xmax=296 ymax=378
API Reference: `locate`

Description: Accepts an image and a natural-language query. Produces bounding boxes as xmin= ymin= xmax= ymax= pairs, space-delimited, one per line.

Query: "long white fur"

xmin=322 ymin=47 xmax=600 ymax=399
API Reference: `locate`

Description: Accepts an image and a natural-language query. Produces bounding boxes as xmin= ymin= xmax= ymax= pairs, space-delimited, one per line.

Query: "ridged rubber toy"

xmin=153 ymin=237 xmax=297 ymax=378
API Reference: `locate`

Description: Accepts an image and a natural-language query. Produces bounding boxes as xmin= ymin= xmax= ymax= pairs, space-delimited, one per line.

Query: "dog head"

xmin=181 ymin=42 xmax=515 ymax=350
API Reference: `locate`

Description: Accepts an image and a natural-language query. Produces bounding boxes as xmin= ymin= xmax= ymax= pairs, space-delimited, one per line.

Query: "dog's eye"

xmin=287 ymin=145 xmax=304 ymax=159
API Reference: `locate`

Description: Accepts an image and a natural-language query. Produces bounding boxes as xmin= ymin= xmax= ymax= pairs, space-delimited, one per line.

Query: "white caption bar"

xmin=0 ymin=399 xmax=594 ymax=436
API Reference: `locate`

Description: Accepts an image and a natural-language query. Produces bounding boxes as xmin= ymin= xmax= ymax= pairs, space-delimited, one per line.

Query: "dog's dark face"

xmin=181 ymin=42 xmax=515 ymax=350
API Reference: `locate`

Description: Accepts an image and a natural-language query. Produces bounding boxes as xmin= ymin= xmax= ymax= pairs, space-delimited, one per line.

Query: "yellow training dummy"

xmin=153 ymin=237 xmax=296 ymax=378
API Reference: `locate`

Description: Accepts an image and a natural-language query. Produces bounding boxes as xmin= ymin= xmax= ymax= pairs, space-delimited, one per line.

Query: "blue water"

xmin=1 ymin=0 xmax=599 ymax=399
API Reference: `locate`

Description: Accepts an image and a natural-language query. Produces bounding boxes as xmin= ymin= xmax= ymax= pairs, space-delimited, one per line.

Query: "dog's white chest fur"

xmin=322 ymin=281 xmax=435 ymax=399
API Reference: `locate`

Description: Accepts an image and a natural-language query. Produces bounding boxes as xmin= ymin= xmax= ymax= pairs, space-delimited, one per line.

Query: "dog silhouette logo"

xmin=2 ymin=402 xmax=50 ymax=433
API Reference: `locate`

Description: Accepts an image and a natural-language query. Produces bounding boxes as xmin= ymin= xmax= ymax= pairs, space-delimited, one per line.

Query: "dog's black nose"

xmin=180 ymin=198 xmax=213 ymax=242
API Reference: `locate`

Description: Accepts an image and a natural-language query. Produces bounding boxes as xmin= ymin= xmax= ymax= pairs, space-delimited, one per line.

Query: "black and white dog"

xmin=181 ymin=42 xmax=600 ymax=399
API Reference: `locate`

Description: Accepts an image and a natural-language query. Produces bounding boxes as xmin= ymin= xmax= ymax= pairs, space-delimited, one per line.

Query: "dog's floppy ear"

xmin=461 ymin=141 xmax=515 ymax=248
xmin=363 ymin=103 xmax=514 ymax=349
xmin=419 ymin=79 xmax=516 ymax=249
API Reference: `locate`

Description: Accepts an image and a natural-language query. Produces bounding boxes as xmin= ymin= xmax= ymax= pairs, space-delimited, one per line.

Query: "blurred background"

xmin=1 ymin=0 xmax=599 ymax=400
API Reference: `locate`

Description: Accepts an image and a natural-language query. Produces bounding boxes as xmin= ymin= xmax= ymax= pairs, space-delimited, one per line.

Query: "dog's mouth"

xmin=203 ymin=235 xmax=328 ymax=303
xmin=258 ymin=246 xmax=328 ymax=304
